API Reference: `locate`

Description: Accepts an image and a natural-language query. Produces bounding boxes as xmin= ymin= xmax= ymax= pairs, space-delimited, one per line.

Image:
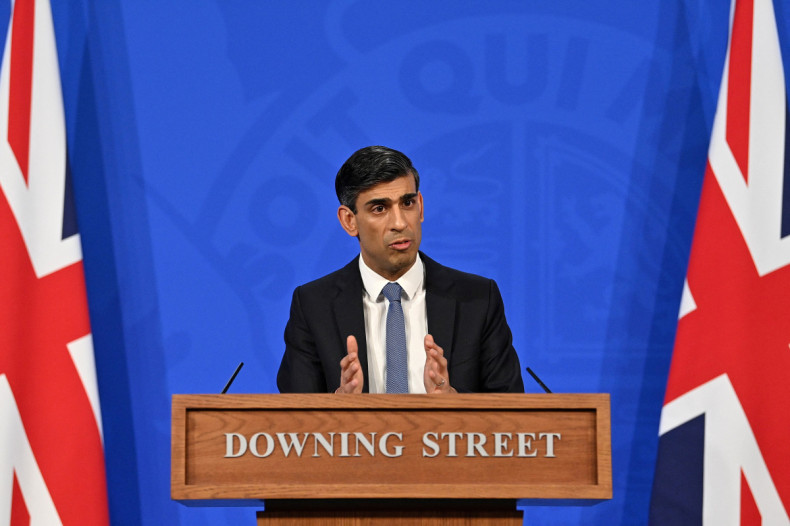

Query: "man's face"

xmin=338 ymin=175 xmax=424 ymax=281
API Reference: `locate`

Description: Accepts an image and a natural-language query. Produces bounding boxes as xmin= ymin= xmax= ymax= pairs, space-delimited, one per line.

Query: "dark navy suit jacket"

xmin=277 ymin=253 xmax=524 ymax=393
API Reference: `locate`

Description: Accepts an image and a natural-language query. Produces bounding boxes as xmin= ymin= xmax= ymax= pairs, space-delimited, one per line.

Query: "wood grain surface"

xmin=172 ymin=394 xmax=611 ymax=502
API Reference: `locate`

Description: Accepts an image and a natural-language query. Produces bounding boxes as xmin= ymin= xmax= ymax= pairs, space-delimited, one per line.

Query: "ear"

xmin=418 ymin=191 xmax=424 ymax=223
xmin=337 ymin=205 xmax=358 ymax=236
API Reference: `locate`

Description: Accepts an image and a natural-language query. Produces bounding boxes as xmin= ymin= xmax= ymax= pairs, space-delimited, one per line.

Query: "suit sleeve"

xmin=277 ymin=286 xmax=329 ymax=393
xmin=479 ymin=280 xmax=524 ymax=393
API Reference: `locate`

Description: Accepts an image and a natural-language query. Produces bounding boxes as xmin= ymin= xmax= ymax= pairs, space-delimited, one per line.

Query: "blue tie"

xmin=382 ymin=282 xmax=408 ymax=393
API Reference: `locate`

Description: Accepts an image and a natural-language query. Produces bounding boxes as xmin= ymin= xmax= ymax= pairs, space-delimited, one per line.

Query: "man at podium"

xmin=277 ymin=146 xmax=523 ymax=395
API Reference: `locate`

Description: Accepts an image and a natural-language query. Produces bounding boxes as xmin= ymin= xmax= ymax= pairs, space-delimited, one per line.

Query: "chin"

xmin=392 ymin=252 xmax=417 ymax=268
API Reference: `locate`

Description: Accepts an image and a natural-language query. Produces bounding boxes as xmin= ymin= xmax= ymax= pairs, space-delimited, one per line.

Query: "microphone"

xmin=526 ymin=367 xmax=552 ymax=393
xmin=221 ymin=362 xmax=244 ymax=394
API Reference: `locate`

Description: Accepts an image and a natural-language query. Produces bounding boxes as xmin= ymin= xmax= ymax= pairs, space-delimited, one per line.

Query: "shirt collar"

xmin=359 ymin=254 xmax=424 ymax=301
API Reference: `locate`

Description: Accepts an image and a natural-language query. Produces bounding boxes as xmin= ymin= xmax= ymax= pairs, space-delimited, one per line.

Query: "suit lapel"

xmin=332 ymin=257 xmax=370 ymax=392
xmin=422 ymin=253 xmax=456 ymax=362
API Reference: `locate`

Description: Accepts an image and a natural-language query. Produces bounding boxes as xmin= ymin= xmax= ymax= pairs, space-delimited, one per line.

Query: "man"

xmin=277 ymin=146 xmax=523 ymax=394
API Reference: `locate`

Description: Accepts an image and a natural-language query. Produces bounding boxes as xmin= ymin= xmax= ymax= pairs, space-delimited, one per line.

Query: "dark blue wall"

xmin=2 ymin=0 xmax=767 ymax=524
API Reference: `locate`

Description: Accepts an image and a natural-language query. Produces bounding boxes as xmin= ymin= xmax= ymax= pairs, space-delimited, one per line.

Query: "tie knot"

xmin=382 ymin=282 xmax=403 ymax=303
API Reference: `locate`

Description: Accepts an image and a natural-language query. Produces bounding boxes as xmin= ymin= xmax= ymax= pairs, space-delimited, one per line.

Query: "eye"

xmin=403 ymin=198 xmax=414 ymax=207
xmin=372 ymin=205 xmax=385 ymax=213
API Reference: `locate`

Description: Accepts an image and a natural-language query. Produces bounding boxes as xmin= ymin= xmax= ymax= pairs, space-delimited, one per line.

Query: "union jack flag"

xmin=650 ymin=0 xmax=790 ymax=523
xmin=0 ymin=0 xmax=109 ymax=524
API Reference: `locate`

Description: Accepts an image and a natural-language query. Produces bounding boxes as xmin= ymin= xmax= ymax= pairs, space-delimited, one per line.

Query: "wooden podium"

xmin=172 ymin=393 xmax=611 ymax=525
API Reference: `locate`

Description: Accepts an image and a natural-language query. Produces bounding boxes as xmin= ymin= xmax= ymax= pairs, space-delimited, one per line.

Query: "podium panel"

xmin=172 ymin=393 xmax=611 ymax=504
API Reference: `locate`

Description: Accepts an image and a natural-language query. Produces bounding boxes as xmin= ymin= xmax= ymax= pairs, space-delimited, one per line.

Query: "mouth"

xmin=389 ymin=239 xmax=412 ymax=251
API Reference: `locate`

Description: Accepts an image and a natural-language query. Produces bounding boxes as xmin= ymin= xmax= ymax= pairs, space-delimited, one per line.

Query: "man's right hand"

xmin=336 ymin=335 xmax=363 ymax=393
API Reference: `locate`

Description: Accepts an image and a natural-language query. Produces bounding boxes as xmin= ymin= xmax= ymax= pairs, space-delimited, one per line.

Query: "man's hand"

xmin=423 ymin=334 xmax=455 ymax=394
xmin=336 ymin=335 xmax=364 ymax=393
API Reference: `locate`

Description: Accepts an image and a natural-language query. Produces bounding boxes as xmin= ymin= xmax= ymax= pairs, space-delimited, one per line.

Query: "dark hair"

xmin=335 ymin=145 xmax=420 ymax=213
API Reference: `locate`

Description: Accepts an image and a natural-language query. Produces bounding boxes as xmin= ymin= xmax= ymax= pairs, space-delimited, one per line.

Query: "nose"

xmin=390 ymin=206 xmax=407 ymax=230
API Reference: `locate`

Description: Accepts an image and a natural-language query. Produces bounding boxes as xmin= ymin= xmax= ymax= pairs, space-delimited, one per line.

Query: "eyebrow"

xmin=363 ymin=197 xmax=391 ymax=208
xmin=363 ymin=193 xmax=418 ymax=208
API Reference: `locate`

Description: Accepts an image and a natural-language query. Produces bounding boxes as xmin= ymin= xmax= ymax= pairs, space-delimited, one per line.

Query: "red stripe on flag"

xmin=11 ymin=472 xmax=30 ymax=526
xmin=726 ymin=0 xmax=754 ymax=183
xmin=8 ymin=0 xmax=35 ymax=183
xmin=741 ymin=470 xmax=762 ymax=526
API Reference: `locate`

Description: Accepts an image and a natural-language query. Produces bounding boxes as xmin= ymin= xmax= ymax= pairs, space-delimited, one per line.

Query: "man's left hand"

xmin=423 ymin=334 xmax=456 ymax=394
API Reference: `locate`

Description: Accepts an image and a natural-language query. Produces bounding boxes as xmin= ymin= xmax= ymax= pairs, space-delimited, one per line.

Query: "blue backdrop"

xmin=4 ymin=0 xmax=783 ymax=524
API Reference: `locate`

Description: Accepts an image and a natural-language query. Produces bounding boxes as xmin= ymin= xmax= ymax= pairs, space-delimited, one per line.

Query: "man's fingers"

xmin=340 ymin=354 xmax=358 ymax=378
xmin=346 ymin=335 xmax=358 ymax=355
xmin=423 ymin=333 xmax=453 ymax=393
xmin=428 ymin=369 xmax=447 ymax=386
xmin=424 ymin=335 xmax=446 ymax=368
xmin=424 ymin=334 xmax=444 ymax=356
xmin=337 ymin=377 xmax=358 ymax=393
xmin=424 ymin=334 xmax=437 ymax=351
xmin=427 ymin=348 xmax=447 ymax=366
xmin=337 ymin=335 xmax=363 ymax=394
xmin=343 ymin=359 xmax=359 ymax=378
xmin=337 ymin=361 xmax=359 ymax=393
xmin=340 ymin=352 xmax=357 ymax=369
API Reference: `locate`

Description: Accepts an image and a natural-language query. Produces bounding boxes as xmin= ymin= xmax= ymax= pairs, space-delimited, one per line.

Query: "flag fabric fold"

xmin=0 ymin=0 xmax=110 ymax=524
xmin=650 ymin=0 xmax=790 ymax=523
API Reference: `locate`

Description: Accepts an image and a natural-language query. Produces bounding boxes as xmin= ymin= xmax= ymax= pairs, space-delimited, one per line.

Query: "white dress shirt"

xmin=359 ymin=255 xmax=428 ymax=393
